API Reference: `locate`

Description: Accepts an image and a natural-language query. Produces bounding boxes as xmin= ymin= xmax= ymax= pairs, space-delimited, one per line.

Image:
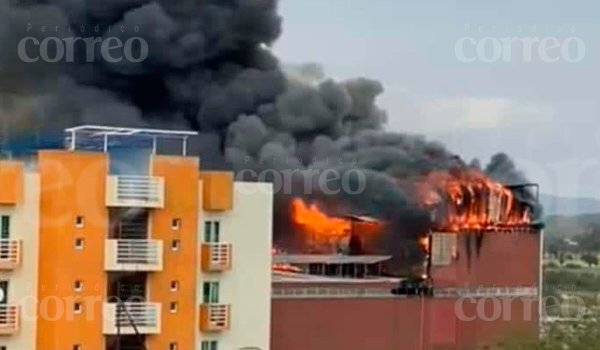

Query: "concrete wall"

xmin=200 ymin=182 xmax=273 ymax=350
xmin=271 ymin=296 xmax=538 ymax=350
xmin=431 ymin=230 xmax=541 ymax=288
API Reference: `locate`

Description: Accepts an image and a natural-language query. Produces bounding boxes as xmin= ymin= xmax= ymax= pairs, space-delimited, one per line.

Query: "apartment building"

xmin=0 ymin=126 xmax=273 ymax=350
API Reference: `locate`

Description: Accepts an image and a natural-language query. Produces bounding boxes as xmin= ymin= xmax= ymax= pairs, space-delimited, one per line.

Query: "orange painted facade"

xmin=199 ymin=171 xmax=234 ymax=211
xmin=0 ymin=161 xmax=24 ymax=205
xmin=147 ymin=155 xmax=200 ymax=350
xmin=36 ymin=150 xmax=109 ymax=350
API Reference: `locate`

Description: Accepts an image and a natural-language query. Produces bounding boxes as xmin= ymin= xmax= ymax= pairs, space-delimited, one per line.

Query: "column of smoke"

xmin=0 ymin=0 xmax=541 ymax=266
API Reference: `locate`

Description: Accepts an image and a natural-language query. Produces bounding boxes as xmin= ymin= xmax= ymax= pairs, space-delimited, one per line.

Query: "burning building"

xmin=271 ymin=171 xmax=543 ymax=350
xmin=0 ymin=1 xmax=545 ymax=349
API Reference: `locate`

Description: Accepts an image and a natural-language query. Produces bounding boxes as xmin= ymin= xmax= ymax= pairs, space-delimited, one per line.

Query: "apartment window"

xmin=0 ymin=215 xmax=10 ymax=239
xmin=74 ymin=302 xmax=83 ymax=314
xmin=171 ymin=240 xmax=181 ymax=251
xmin=431 ymin=233 xmax=457 ymax=266
xmin=169 ymin=302 xmax=178 ymax=313
xmin=74 ymin=238 xmax=85 ymax=250
xmin=204 ymin=221 xmax=220 ymax=243
xmin=202 ymin=281 xmax=219 ymax=304
xmin=171 ymin=218 xmax=182 ymax=230
xmin=75 ymin=216 xmax=85 ymax=228
xmin=169 ymin=343 xmax=178 ymax=350
xmin=170 ymin=280 xmax=179 ymax=292
xmin=74 ymin=280 xmax=84 ymax=292
xmin=201 ymin=340 xmax=218 ymax=350
xmin=0 ymin=216 xmax=9 ymax=260
xmin=0 ymin=280 xmax=9 ymax=304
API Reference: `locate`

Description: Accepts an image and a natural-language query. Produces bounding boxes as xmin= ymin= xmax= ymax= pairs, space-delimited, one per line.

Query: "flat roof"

xmin=65 ymin=125 xmax=198 ymax=138
xmin=273 ymin=254 xmax=392 ymax=265
xmin=64 ymin=125 xmax=198 ymax=155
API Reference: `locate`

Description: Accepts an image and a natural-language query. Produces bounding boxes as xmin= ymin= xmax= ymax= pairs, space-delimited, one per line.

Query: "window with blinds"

xmin=431 ymin=233 xmax=457 ymax=266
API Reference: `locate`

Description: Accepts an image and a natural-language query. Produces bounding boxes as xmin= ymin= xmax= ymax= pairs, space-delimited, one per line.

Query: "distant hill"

xmin=545 ymin=213 xmax=600 ymax=239
xmin=540 ymin=194 xmax=600 ymax=216
xmin=539 ymin=194 xmax=600 ymax=240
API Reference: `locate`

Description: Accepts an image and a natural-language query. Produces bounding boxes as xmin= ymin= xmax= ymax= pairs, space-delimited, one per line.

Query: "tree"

xmin=581 ymin=253 xmax=599 ymax=267
xmin=487 ymin=317 xmax=600 ymax=350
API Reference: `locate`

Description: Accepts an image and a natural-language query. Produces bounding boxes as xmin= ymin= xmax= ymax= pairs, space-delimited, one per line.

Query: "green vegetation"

xmin=489 ymin=317 xmax=600 ymax=350
xmin=487 ymin=212 xmax=600 ymax=349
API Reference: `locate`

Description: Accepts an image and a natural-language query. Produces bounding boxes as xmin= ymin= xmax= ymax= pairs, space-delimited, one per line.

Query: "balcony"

xmin=0 ymin=305 xmax=20 ymax=335
xmin=106 ymin=175 xmax=164 ymax=208
xmin=0 ymin=240 xmax=21 ymax=270
xmin=103 ymin=302 xmax=161 ymax=335
xmin=201 ymin=243 xmax=232 ymax=272
xmin=199 ymin=304 xmax=230 ymax=332
xmin=105 ymin=239 xmax=163 ymax=272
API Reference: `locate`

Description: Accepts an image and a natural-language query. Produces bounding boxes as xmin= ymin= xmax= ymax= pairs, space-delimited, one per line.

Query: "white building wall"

xmin=0 ymin=174 xmax=39 ymax=350
xmin=198 ymin=182 xmax=273 ymax=350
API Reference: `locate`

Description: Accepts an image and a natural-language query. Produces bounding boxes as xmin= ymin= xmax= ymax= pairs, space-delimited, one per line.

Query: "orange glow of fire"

xmin=291 ymin=198 xmax=380 ymax=247
xmin=415 ymin=170 xmax=532 ymax=232
xmin=419 ymin=236 xmax=430 ymax=253
xmin=292 ymin=198 xmax=351 ymax=238
xmin=271 ymin=248 xmax=302 ymax=273
xmin=272 ymin=264 xmax=302 ymax=273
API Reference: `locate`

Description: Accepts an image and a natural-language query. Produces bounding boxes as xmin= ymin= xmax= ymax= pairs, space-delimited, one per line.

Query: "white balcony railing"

xmin=105 ymin=239 xmax=163 ymax=272
xmin=0 ymin=305 xmax=20 ymax=335
xmin=199 ymin=304 xmax=230 ymax=332
xmin=103 ymin=302 xmax=161 ymax=335
xmin=201 ymin=243 xmax=232 ymax=272
xmin=106 ymin=175 xmax=165 ymax=208
xmin=0 ymin=240 xmax=21 ymax=270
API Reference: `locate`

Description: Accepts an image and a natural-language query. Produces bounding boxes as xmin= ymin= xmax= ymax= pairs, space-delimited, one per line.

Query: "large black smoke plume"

xmin=0 ymin=1 xmax=540 ymax=266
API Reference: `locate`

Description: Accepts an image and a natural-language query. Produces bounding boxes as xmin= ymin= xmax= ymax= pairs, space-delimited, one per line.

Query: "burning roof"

xmin=289 ymin=198 xmax=382 ymax=253
xmin=413 ymin=169 xmax=536 ymax=232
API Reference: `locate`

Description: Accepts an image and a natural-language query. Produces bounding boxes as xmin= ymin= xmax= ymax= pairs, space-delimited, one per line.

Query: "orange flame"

xmin=415 ymin=170 xmax=532 ymax=232
xmin=419 ymin=236 xmax=430 ymax=253
xmin=271 ymin=248 xmax=302 ymax=273
xmin=291 ymin=198 xmax=381 ymax=248
xmin=272 ymin=264 xmax=302 ymax=273
xmin=291 ymin=198 xmax=352 ymax=240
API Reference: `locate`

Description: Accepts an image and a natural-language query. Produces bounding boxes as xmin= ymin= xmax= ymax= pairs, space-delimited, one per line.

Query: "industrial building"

xmin=0 ymin=126 xmax=273 ymax=350
xmin=271 ymin=228 xmax=542 ymax=350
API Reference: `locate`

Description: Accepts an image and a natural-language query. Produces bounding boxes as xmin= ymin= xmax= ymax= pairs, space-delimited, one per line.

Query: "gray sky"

xmin=274 ymin=0 xmax=600 ymax=199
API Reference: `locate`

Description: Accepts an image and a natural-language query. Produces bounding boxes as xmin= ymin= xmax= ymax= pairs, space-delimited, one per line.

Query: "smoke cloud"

xmin=0 ymin=1 xmax=540 ymax=265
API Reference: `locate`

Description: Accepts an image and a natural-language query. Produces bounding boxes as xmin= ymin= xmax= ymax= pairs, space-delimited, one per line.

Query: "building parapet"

xmin=272 ymin=286 xmax=539 ymax=300
xmin=434 ymin=286 xmax=539 ymax=298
